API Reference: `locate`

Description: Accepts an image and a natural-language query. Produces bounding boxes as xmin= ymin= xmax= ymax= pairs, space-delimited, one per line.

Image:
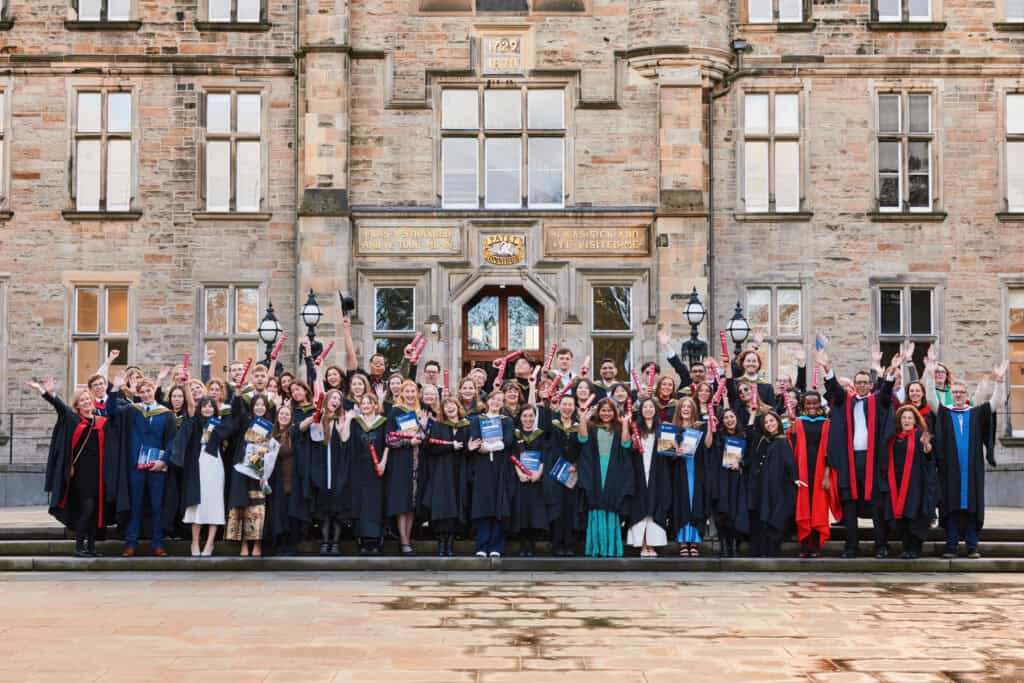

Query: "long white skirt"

xmin=626 ymin=517 xmax=667 ymax=547
xmin=183 ymin=451 xmax=226 ymax=526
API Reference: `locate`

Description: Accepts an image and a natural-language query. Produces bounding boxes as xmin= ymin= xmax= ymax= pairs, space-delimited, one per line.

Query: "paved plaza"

xmin=0 ymin=571 xmax=1020 ymax=683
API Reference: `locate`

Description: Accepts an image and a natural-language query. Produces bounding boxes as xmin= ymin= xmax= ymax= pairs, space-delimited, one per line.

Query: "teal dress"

xmin=579 ymin=427 xmax=633 ymax=557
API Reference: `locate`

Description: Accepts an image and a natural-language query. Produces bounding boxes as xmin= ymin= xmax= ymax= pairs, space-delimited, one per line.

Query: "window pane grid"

xmin=744 ymin=92 xmax=800 ymax=213
xmin=746 ymin=286 xmax=804 ymax=381
xmin=75 ymin=91 xmax=133 ymax=212
xmin=441 ymin=86 xmax=565 ymax=209
xmin=877 ymin=92 xmax=932 ymax=213
xmin=73 ymin=285 xmax=130 ymax=387
xmin=205 ymin=91 xmax=263 ymax=213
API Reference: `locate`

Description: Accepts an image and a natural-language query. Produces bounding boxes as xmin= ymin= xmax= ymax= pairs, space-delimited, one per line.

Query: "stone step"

xmin=0 ymin=538 xmax=1020 ymax=558
xmin=0 ymin=555 xmax=1021 ymax=573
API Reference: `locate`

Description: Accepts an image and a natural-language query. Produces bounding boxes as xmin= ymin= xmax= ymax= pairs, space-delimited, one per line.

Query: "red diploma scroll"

xmin=579 ymin=394 xmax=596 ymax=413
xmin=784 ymin=390 xmax=797 ymax=420
xmin=237 ymin=358 xmax=254 ymax=388
xmin=540 ymin=343 xmax=557 ymax=375
xmin=182 ymin=353 xmax=190 ymax=374
xmin=443 ymin=370 xmax=450 ymax=394
xmin=629 ymin=416 xmax=643 ymax=453
xmin=405 ymin=332 xmax=424 ymax=356
xmin=549 ymin=379 xmax=573 ymax=406
xmin=719 ymin=330 xmax=729 ymax=360
xmin=631 ymin=369 xmax=643 ymax=392
xmin=711 ymin=374 xmax=727 ymax=408
xmin=494 ymin=360 xmax=508 ymax=387
xmin=312 ymin=392 xmax=325 ymax=423
xmin=369 ymin=442 xmax=383 ymax=478
xmin=428 ymin=438 xmax=455 ymax=446
xmin=412 ymin=336 xmax=428 ymax=364
xmin=509 ymin=454 xmax=533 ymax=478
xmin=709 ymin=413 xmax=718 ymax=435
xmin=646 ymin=364 xmax=656 ymax=392
xmin=315 ymin=340 xmax=335 ymax=366
xmin=270 ymin=334 xmax=286 ymax=363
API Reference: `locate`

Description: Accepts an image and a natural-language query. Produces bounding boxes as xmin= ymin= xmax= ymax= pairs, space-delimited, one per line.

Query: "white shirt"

xmin=851 ymin=395 xmax=869 ymax=451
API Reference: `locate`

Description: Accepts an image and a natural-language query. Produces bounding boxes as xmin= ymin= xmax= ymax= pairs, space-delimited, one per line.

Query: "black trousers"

xmin=841 ymin=450 xmax=887 ymax=552
xmin=890 ymin=518 xmax=923 ymax=554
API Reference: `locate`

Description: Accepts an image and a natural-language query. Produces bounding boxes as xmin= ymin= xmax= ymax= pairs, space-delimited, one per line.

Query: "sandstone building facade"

xmin=1 ymin=0 xmax=1023 ymax=470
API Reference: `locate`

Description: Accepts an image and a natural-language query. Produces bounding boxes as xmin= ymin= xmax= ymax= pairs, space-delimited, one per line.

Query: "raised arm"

xmin=923 ymin=350 xmax=941 ymax=414
xmin=93 ymin=349 xmax=120 ymax=380
xmin=989 ymin=361 xmax=1009 ymax=411
xmin=341 ymin=315 xmax=358 ymax=373
xmin=26 ymin=376 xmax=75 ymax=419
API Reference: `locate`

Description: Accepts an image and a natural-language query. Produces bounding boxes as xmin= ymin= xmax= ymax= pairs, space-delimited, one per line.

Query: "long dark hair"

xmin=195 ymin=397 xmax=217 ymax=422
xmin=167 ymin=385 xmax=188 ymax=414
xmin=635 ymin=398 xmax=660 ymax=438
xmin=718 ymin=407 xmax=746 ymax=438
xmin=589 ymin=398 xmax=622 ymax=431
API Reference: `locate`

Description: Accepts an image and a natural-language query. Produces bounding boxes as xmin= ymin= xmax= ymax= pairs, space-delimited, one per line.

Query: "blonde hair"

xmin=72 ymin=389 xmax=95 ymax=414
xmin=672 ymin=397 xmax=700 ymax=428
xmin=395 ymin=379 xmax=422 ymax=415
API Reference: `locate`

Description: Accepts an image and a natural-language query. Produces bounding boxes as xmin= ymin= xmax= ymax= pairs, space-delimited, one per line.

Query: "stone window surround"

xmin=0 ymin=273 xmax=7 ymax=413
xmin=65 ymin=0 xmax=142 ymax=30
xmin=196 ymin=282 xmax=264 ymax=379
xmin=61 ymin=271 xmax=140 ymax=391
xmin=353 ymin=268 xmax=431 ymax=369
xmin=416 ymin=0 xmax=591 ymax=16
xmin=1001 ymin=275 xmax=1024 ymax=440
xmin=868 ymin=81 xmax=946 ymax=221
xmin=436 ymin=80 xmax=573 ymax=211
xmin=738 ymin=0 xmax=815 ymax=31
xmin=997 ymin=85 xmax=1024 ymax=220
xmin=868 ymin=0 xmax=946 ymax=31
xmin=63 ymin=82 xmax=141 ymax=219
xmin=577 ymin=267 xmax=650 ymax=375
xmin=742 ymin=281 xmax=807 ymax=383
xmin=195 ymin=83 xmax=271 ymax=218
xmin=868 ymin=275 xmax=945 ymax=369
xmin=0 ymin=82 xmax=11 ymax=218
xmin=0 ymin=0 xmax=12 ymax=30
xmin=195 ymin=0 xmax=271 ymax=31
xmin=735 ymin=83 xmax=810 ymax=219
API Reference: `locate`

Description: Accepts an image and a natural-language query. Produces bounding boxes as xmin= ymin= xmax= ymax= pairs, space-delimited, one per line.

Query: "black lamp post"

xmin=680 ymin=287 xmax=708 ymax=366
xmin=299 ymin=290 xmax=324 ymax=381
xmin=726 ymin=301 xmax=751 ymax=356
xmin=258 ymin=302 xmax=284 ymax=377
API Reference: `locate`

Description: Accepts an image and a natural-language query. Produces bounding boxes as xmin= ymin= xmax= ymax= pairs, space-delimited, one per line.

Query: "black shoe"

xmin=319 ymin=543 xmax=330 ymax=556
xmin=329 ymin=543 xmax=340 ymax=556
xmin=841 ymin=549 xmax=858 ymax=559
xmin=875 ymin=547 xmax=889 ymax=560
xmin=438 ymin=538 xmax=448 ymax=557
xmin=85 ymin=538 xmax=102 ymax=557
xmin=369 ymin=544 xmax=381 ymax=555
xmin=900 ymin=551 xmax=918 ymax=560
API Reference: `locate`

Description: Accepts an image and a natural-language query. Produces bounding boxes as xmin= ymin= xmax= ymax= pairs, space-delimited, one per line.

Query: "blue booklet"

xmin=722 ymin=436 xmax=745 ymax=470
xmin=396 ymin=411 xmax=419 ymax=436
xmin=680 ymin=427 xmax=702 ymax=456
xmin=549 ymin=457 xmax=577 ymax=488
xmin=136 ymin=446 xmax=163 ymax=470
xmin=200 ymin=416 xmax=223 ymax=446
xmin=244 ymin=416 xmax=273 ymax=445
xmin=520 ymin=450 xmax=542 ymax=473
xmin=480 ymin=416 xmax=504 ymax=451
xmin=656 ymin=423 xmax=679 ymax=457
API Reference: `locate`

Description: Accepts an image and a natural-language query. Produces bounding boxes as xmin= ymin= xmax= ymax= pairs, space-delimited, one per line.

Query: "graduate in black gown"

xmin=161 ymin=385 xmax=189 ymax=542
xmin=385 ymin=379 xmax=427 ymax=555
xmin=174 ymin=396 xmax=226 ymax=557
xmin=925 ymin=352 xmax=1006 ymax=559
xmin=510 ymin=405 xmax=548 ymax=557
xmin=540 ymin=394 xmax=582 ymax=556
xmin=748 ymin=411 xmax=797 ymax=558
xmin=820 ymin=348 xmax=897 ymax=559
xmin=421 ymin=398 xmax=470 ymax=557
xmin=786 ymin=391 xmax=837 ymax=558
xmin=668 ymin=397 xmax=709 ymax=557
xmin=310 ymin=389 xmax=350 ymax=555
xmin=467 ymin=390 xmax=517 ymax=557
xmin=626 ymin=398 xmax=672 ymax=557
xmin=342 ymin=394 xmax=389 ymax=554
xmin=879 ymin=405 xmax=937 ymax=559
xmin=263 ymin=403 xmax=295 ymax=557
xmin=31 ymin=376 xmax=118 ymax=557
xmin=577 ymin=398 xmax=634 ymax=558
xmin=286 ymin=381 xmax=319 ymax=554
xmin=704 ymin=407 xmax=750 ymax=558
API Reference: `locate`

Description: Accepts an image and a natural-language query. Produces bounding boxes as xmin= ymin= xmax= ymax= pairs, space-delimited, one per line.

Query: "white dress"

xmin=626 ymin=435 xmax=668 ymax=547
xmin=183 ymin=449 xmax=226 ymax=525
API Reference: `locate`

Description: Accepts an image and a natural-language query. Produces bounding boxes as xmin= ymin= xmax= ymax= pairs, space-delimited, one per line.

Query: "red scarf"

xmin=886 ymin=431 xmax=917 ymax=519
xmin=844 ymin=393 xmax=877 ymax=501
xmin=789 ymin=419 xmax=837 ymax=543
xmin=59 ymin=415 xmax=107 ymax=528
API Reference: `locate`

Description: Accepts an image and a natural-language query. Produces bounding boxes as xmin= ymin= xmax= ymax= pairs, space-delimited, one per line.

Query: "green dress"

xmin=584 ymin=428 xmax=625 ymax=557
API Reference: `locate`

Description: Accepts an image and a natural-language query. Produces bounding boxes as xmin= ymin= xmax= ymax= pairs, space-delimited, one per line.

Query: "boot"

xmin=86 ymin=533 xmax=102 ymax=558
xmin=74 ymin=535 xmax=89 ymax=558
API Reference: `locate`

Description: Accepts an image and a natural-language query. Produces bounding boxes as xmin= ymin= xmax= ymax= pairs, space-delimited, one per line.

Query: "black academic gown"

xmin=286 ymin=403 xmax=316 ymax=525
xmin=667 ymin=424 xmax=710 ymax=536
xmin=310 ymin=419 xmax=350 ymax=518
xmin=384 ymin=407 xmax=425 ymax=517
xmin=825 ymin=376 xmax=895 ymax=515
xmin=878 ymin=430 xmax=936 ymax=541
xmin=627 ymin=429 xmax=673 ymax=531
xmin=42 ymin=392 xmax=118 ymax=531
xmin=420 ymin=419 xmax=470 ymax=529
xmin=706 ymin=430 xmax=751 ymax=535
xmin=933 ymin=402 xmax=994 ymax=530
xmin=348 ymin=415 xmax=389 ymax=538
xmin=540 ymin=409 xmax=584 ymax=529
xmin=161 ymin=412 xmax=188 ymax=538
xmin=510 ymin=429 xmax=549 ymax=533
xmin=467 ymin=414 xmax=516 ymax=523
xmin=174 ymin=414 xmax=216 ymax=512
xmin=749 ymin=433 xmax=797 ymax=533
xmin=207 ymin=396 xmax=267 ymax=511
xmin=576 ymin=426 xmax=634 ymax=518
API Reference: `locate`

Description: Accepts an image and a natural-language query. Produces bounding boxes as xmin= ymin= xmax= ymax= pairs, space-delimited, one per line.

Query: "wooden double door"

xmin=461 ymin=286 xmax=544 ymax=378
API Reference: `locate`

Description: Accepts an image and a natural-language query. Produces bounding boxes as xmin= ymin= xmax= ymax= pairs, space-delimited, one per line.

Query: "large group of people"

xmin=27 ymin=315 xmax=1007 ymax=561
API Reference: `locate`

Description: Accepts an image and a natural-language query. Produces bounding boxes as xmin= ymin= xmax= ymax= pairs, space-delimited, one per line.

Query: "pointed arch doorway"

xmin=461 ymin=285 xmax=545 ymax=378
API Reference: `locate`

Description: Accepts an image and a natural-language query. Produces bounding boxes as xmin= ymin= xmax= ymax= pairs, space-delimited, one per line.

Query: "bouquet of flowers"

xmin=234 ymin=417 xmax=278 ymax=494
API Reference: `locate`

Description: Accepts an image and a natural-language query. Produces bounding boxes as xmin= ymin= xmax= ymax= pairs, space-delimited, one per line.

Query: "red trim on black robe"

xmin=59 ymin=416 xmax=107 ymax=528
xmin=844 ymin=393 xmax=877 ymax=501
xmin=886 ymin=430 xmax=917 ymax=519
xmin=789 ymin=419 xmax=839 ymax=542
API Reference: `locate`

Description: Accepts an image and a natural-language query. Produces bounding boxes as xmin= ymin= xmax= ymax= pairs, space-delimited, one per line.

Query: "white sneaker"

xmin=489 ymin=551 xmax=501 ymax=558
xmin=475 ymin=551 xmax=487 ymax=558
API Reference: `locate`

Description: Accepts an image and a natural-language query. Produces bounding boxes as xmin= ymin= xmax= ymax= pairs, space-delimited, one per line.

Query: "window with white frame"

xmin=1009 ymin=0 xmax=1024 ymax=21
xmin=72 ymin=285 xmax=130 ymax=387
xmin=0 ymin=89 xmax=6 ymax=205
xmin=440 ymin=86 xmax=566 ymax=209
xmin=748 ymin=0 xmax=806 ymax=23
xmin=74 ymin=91 xmax=133 ymax=212
xmin=877 ymin=286 xmax=936 ymax=374
xmin=592 ymin=285 xmax=633 ymax=373
xmin=208 ymin=0 xmax=263 ymax=22
xmin=202 ymin=285 xmax=260 ymax=381
xmin=875 ymin=0 xmax=931 ymax=21
xmin=1008 ymin=288 xmax=1024 ymax=436
xmin=1006 ymin=94 xmax=1024 ymax=212
xmin=75 ymin=0 xmax=132 ymax=21
xmin=743 ymin=92 xmax=801 ymax=213
xmin=877 ymin=92 xmax=934 ymax=213
xmin=746 ymin=286 xmax=803 ymax=381
xmin=374 ymin=286 xmax=416 ymax=372
xmin=202 ymin=91 xmax=262 ymax=213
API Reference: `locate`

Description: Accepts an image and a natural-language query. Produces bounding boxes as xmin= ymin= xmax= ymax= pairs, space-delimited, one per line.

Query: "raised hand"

xmin=106 ymin=349 xmax=120 ymax=364
xmin=112 ymin=371 xmax=126 ymax=390
xmin=792 ymin=346 xmax=806 ymax=367
xmin=904 ymin=341 xmax=915 ymax=359
xmin=814 ymin=349 xmax=830 ymax=372
xmin=656 ymin=329 xmax=670 ymax=348
xmin=994 ymin=360 xmax=1009 ymax=382
xmin=24 ymin=380 xmax=44 ymax=395
xmin=529 ymin=366 xmax=541 ymax=384
xmin=751 ymin=332 xmax=765 ymax=347
xmin=157 ymin=366 xmax=171 ymax=383
xmin=871 ymin=345 xmax=883 ymax=370
xmin=205 ymin=347 xmax=216 ymax=363
xmin=921 ymin=431 xmax=933 ymax=453
xmin=42 ymin=375 xmax=57 ymax=395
